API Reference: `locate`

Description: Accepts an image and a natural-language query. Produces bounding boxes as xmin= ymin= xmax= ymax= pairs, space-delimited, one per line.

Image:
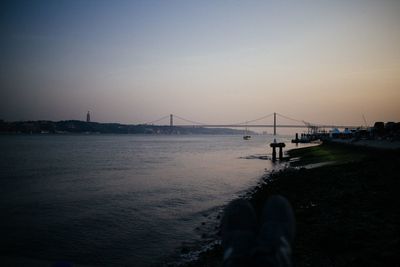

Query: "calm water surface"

xmin=0 ymin=134 xmax=300 ymax=266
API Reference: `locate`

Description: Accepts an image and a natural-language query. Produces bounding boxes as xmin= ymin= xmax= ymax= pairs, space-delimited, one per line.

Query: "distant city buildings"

xmin=86 ymin=111 xmax=91 ymax=122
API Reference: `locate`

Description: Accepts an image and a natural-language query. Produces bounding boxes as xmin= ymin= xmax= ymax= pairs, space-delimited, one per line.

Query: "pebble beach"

xmin=181 ymin=142 xmax=400 ymax=267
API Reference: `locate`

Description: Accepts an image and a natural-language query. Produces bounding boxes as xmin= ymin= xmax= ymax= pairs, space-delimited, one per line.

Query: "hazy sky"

xmin=1 ymin=0 xmax=399 ymax=126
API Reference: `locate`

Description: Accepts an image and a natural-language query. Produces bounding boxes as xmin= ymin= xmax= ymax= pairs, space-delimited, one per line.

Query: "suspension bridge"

xmin=143 ymin=112 xmax=359 ymax=134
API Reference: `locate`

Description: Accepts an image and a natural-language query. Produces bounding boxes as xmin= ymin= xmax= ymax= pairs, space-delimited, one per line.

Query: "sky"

xmin=1 ymin=0 xmax=400 ymax=127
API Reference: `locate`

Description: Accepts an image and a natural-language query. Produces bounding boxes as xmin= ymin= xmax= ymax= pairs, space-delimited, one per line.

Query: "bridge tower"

xmin=270 ymin=112 xmax=285 ymax=161
xmin=170 ymin=114 xmax=173 ymax=127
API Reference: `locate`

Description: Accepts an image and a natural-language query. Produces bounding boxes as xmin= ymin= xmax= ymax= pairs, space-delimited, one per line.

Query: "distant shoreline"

xmin=327 ymin=138 xmax=400 ymax=150
xmin=0 ymin=120 xmax=254 ymax=135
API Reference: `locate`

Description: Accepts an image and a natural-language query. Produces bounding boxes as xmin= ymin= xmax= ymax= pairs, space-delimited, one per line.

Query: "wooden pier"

xmin=270 ymin=141 xmax=286 ymax=161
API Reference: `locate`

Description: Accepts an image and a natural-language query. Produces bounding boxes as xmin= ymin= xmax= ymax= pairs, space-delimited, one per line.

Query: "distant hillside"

xmin=0 ymin=120 xmax=253 ymax=135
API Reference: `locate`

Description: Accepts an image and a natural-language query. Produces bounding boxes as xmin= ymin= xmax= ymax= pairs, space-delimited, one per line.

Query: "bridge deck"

xmin=174 ymin=124 xmax=358 ymax=128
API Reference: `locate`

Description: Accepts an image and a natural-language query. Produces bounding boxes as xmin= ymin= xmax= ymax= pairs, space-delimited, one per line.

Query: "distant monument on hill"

xmin=86 ymin=111 xmax=91 ymax=123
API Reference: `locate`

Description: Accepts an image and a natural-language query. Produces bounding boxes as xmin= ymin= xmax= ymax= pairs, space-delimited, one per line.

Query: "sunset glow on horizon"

xmin=1 ymin=0 xmax=399 ymax=126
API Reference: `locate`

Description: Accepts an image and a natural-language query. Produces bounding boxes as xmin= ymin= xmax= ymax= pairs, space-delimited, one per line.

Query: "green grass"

xmin=288 ymin=142 xmax=368 ymax=166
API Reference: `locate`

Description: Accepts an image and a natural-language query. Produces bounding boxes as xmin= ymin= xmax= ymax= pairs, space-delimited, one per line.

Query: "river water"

xmin=0 ymin=134 xmax=302 ymax=266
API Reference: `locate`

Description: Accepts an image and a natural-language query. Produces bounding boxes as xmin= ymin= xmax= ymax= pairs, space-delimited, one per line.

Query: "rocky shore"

xmin=181 ymin=142 xmax=400 ymax=267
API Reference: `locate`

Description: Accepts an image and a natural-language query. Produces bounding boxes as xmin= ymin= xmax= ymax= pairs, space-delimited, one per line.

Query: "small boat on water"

xmin=243 ymin=124 xmax=251 ymax=140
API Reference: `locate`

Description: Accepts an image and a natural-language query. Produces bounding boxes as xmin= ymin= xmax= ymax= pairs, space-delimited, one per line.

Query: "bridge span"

xmin=145 ymin=112 xmax=361 ymax=135
xmin=174 ymin=124 xmax=357 ymax=129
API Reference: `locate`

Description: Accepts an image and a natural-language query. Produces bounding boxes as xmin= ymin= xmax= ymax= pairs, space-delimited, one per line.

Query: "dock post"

xmin=270 ymin=142 xmax=285 ymax=161
xmin=272 ymin=146 xmax=277 ymax=161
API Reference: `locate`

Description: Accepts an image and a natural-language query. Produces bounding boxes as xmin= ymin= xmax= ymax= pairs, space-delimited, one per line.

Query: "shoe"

xmin=254 ymin=195 xmax=295 ymax=267
xmin=221 ymin=199 xmax=257 ymax=267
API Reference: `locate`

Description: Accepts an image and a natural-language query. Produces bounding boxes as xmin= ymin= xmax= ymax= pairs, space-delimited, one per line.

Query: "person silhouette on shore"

xmin=222 ymin=195 xmax=295 ymax=267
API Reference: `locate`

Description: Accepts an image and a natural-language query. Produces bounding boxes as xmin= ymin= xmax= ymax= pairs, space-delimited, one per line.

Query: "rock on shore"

xmin=180 ymin=143 xmax=400 ymax=267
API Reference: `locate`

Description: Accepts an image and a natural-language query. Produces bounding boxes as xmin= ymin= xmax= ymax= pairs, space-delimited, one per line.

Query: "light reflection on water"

xmin=0 ymin=134 xmax=306 ymax=266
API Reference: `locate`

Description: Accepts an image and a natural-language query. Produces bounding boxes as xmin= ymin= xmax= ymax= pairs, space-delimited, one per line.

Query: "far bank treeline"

xmin=0 ymin=120 xmax=248 ymax=135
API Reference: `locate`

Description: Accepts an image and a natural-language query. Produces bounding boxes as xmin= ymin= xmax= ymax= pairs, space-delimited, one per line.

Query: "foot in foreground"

xmin=222 ymin=195 xmax=295 ymax=267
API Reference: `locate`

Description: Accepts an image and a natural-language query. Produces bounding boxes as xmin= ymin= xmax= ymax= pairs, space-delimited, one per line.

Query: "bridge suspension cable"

xmin=172 ymin=114 xmax=207 ymax=125
xmin=231 ymin=113 xmax=275 ymax=125
xmin=144 ymin=115 xmax=170 ymax=125
xmin=275 ymin=113 xmax=307 ymax=124
xmin=276 ymin=113 xmax=331 ymax=128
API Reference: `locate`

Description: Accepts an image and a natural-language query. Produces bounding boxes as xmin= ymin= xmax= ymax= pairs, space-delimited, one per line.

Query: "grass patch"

xmin=288 ymin=142 xmax=368 ymax=166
